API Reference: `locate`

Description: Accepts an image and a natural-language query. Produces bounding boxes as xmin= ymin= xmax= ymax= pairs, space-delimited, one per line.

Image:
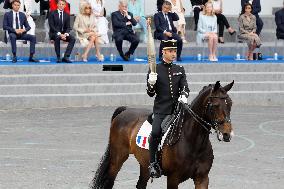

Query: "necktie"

xmin=165 ymin=14 xmax=170 ymax=30
xmin=59 ymin=11 xmax=63 ymax=31
xmin=16 ymin=13 xmax=19 ymax=29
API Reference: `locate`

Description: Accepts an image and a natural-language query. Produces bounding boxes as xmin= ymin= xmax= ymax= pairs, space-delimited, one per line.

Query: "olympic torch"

xmin=147 ymin=18 xmax=156 ymax=73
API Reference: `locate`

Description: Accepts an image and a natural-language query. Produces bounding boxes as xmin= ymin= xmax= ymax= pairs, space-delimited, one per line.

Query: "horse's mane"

xmin=190 ymin=84 xmax=214 ymax=107
xmin=190 ymin=82 xmax=233 ymax=107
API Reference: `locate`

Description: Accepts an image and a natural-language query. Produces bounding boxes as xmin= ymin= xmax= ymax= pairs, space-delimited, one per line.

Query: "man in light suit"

xmin=111 ymin=0 xmax=140 ymax=61
xmin=48 ymin=0 xmax=75 ymax=63
xmin=241 ymin=0 xmax=263 ymax=35
xmin=154 ymin=1 xmax=183 ymax=61
xmin=3 ymin=0 xmax=38 ymax=63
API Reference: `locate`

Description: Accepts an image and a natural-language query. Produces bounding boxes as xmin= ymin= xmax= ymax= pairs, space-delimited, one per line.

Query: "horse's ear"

xmin=213 ymin=81 xmax=221 ymax=91
xmin=223 ymin=80 xmax=234 ymax=92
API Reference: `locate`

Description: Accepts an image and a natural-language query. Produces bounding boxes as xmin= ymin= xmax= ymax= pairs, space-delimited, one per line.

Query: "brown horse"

xmin=91 ymin=81 xmax=234 ymax=189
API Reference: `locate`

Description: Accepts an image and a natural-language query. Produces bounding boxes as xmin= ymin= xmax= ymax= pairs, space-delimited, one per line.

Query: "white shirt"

xmin=163 ymin=12 xmax=172 ymax=31
xmin=12 ymin=11 xmax=21 ymax=29
xmin=58 ymin=9 xmax=64 ymax=23
xmin=249 ymin=0 xmax=253 ymax=4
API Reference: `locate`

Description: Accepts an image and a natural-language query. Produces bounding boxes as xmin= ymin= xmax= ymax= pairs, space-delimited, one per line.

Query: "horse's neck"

xmin=183 ymin=96 xmax=210 ymax=152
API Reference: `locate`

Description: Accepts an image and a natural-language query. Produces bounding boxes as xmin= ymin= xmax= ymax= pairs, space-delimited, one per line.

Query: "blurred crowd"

xmin=1 ymin=0 xmax=284 ymax=62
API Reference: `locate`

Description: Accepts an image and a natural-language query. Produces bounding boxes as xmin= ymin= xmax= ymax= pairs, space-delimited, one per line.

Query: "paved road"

xmin=0 ymin=105 xmax=284 ymax=189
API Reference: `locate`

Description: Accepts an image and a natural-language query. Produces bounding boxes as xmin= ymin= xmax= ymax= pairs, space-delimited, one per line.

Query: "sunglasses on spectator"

xmin=245 ymin=7 xmax=252 ymax=9
xmin=85 ymin=7 xmax=92 ymax=9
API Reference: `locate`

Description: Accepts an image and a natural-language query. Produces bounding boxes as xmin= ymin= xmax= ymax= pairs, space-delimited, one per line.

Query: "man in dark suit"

xmin=154 ymin=1 xmax=183 ymax=61
xmin=241 ymin=0 xmax=263 ymax=35
xmin=48 ymin=0 xmax=75 ymax=63
xmin=275 ymin=1 xmax=284 ymax=40
xmin=3 ymin=0 xmax=38 ymax=63
xmin=147 ymin=39 xmax=189 ymax=178
xmin=111 ymin=0 xmax=140 ymax=61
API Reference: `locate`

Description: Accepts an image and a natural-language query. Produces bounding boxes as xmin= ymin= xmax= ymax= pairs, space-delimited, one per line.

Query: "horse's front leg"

xmin=193 ymin=175 xmax=209 ymax=189
xmin=167 ymin=175 xmax=179 ymax=189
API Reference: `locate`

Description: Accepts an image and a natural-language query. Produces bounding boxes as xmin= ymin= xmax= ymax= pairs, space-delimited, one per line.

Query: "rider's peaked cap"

xmin=162 ymin=39 xmax=177 ymax=50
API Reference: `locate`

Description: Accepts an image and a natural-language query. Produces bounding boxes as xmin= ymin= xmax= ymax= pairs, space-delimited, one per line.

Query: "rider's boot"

xmin=149 ymin=137 xmax=162 ymax=178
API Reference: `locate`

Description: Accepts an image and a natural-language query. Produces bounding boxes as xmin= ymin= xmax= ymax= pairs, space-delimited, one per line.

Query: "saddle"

xmin=147 ymin=101 xmax=185 ymax=146
xmin=146 ymin=114 xmax=174 ymax=136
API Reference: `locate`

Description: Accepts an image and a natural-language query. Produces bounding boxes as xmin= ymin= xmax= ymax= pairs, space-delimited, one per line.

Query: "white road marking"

xmin=258 ymin=120 xmax=284 ymax=137
xmin=214 ymin=135 xmax=255 ymax=157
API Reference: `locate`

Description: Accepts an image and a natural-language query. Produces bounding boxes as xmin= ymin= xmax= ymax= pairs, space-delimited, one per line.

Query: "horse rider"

xmin=147 ymin=39 xmax=190 ymax=178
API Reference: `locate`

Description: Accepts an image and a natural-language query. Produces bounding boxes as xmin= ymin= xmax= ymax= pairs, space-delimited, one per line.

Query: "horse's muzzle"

xmin=223 ymin=133 xmax=231 ymax=142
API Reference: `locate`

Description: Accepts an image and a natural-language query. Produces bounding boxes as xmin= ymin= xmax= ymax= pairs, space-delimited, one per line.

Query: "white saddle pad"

xmin=136 ymin=120 xmax=170 ymax=150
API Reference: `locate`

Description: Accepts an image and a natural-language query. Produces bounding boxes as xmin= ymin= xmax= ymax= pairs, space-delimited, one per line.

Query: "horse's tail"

xmin=90 ymin=144 xmax=111 ymax=189
xmin=111 ymin=106 xmax=127 ymax=122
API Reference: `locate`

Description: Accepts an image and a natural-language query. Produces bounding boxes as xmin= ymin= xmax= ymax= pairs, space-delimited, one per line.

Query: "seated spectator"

xmin=111 ymin=0 xmax=140 ymax=61
xmin=238 ymin=3 xmax=261 ymax=60
xmin=154 ymin=1 xmax=183 ymax=61
xmin=50 ymin=0 xmax=70 ymax=14
xmin=3 ymin=0 xmax=38 ymax=63
xmin=2 ymin=0 xmax=36 ymax=39
xmin=73 ymin=2 xmax=103 ymax=62
xmin=87 ymin=0 xmax=109 ymax=44
xmin=128 ymin=0 xmax=147 ymax=43
xmin=241 ymin=0 xmax=263 ymax=36
xmin=48 ymin=0 xmax=75 ymax=63
xmin=196 ymin=1 xmax=218 ymax=61
xmin=212 ymin=0 xmax=235 ymax=43
xmin=167 ymin=0 xmax=187 ymax=43
xmin=275 ymin=1 xmax=284 ymax=40
xmin=190 ymin=0 xmax=208 ymax=31
xmin=19 ymin=0 xmax=36 ymax=36
xmin=157 ymin=0 xmax=164 ymax=12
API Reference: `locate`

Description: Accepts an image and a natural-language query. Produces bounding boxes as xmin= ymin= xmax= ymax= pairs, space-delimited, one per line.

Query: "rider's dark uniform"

xmin=146 ymin=40 xmax=189 ymax=178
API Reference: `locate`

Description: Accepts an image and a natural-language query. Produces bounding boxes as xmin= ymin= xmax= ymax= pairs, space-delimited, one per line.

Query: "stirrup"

xmin=149 ymin=162 xmax=162 ymax=178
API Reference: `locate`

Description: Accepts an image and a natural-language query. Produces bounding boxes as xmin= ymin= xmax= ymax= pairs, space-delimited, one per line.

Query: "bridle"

xmin=205 ymin=95 xmax=231 ymax=130
xmin=185 ymin=91 xmax=232 ymax=138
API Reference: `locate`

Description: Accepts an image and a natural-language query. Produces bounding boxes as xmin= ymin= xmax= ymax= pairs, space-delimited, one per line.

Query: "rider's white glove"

xmin=178 ymin=95 xmax=188 ymax=104
xmin=148 ymin=72 xmax=158 ymax=85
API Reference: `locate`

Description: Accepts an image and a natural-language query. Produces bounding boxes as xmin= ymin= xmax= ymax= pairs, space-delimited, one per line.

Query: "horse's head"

xmin=205 ymin=81 xmax=234 ymax=142
xmin=199 ymin=81 xmax=234 ymax=142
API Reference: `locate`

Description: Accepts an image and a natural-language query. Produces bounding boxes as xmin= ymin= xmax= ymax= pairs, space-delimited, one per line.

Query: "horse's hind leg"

xmin=193 ymin=175 xmax=209 ymax=189
xmin=136 ymin=165 xmax=150 ymax=189
xmin=105 ymin=143 xmax=130 ymax=188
